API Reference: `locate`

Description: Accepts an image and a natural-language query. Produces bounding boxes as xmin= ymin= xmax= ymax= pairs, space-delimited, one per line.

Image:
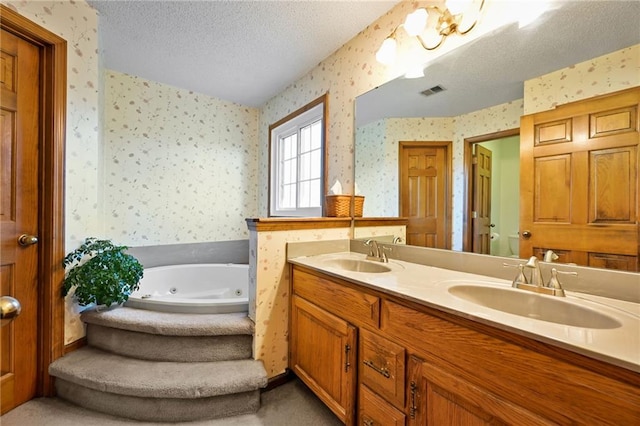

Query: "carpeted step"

xmin=86 ymin=323 xmax=253 ymax=362
xmin=49 ymin=347 xmax=268 ymax=422
xmin=81 ymin=307 xmax=253 ymax=336
xmin=54 ymin=379 xmax=261 ymax=422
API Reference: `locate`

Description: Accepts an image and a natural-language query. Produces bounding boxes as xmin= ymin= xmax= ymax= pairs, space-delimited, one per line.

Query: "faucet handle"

xmin=380 ymin=246 xmax=392 ymax=263
xmin=503 ymin=262 xmax=528 ymax=286
xmin=546 ymin=268 xmax=577 ymax=290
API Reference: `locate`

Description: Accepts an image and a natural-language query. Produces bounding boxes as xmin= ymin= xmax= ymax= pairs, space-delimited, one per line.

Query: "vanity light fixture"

xmin=376 ymin=0 xmax=486 ymax=65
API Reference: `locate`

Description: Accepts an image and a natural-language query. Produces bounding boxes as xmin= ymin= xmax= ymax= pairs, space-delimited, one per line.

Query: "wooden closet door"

xmin=520 ymin=87 xmax=639 ymax=271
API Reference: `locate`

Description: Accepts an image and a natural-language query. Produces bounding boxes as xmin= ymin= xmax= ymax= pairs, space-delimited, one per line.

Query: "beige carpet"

xmin=0 ymin=378 xmax=342 ymax=426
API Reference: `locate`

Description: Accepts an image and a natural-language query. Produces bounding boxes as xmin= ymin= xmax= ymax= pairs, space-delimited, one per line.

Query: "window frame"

xmin=269 ymin=94 xmax=328 ymax=217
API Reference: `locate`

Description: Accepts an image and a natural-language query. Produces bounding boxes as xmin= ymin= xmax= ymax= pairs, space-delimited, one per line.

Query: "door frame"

xmin=462 ymin=128 xmax=519 ymax=253
xmin=399 ymin=141 xmax=452 ymax=249
xmin=1 ymin=5 xmax=66 ymax=397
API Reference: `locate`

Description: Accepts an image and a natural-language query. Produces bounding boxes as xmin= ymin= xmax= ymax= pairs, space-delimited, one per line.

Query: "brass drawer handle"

xmin=363 ymin=359 xmax=390 ymax=378
xmin=410 ymin=380 xmax=418 ymax=419
xmin=345 ymin=344 xmax=351 ymax=372
xmin=363 ymin=418 xmax=374 ymax=426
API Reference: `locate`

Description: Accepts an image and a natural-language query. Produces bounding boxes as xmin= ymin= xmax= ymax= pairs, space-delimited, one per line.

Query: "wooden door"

xmin=290 ymin=294 xmax=357 ymax=425
xmin=0 ymin=28 xmax=40 ymax=413
xmin=520 ymin=87 xmax=640 ymax=271
xmin=400 ymin=142 xmax=451 ymax=249
xmin=471 ymin=145 xmax=492 ymax=254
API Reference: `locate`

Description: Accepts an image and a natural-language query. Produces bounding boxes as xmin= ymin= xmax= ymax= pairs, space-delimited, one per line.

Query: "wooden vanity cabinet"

xmin=290 ymin=294 xmax=357 ymax=425
xmin=290 ymin=265 xmax=640 ymax=426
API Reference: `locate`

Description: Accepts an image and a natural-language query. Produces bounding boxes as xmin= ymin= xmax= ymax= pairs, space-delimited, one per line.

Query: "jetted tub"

xmin=125 ymin=263 xmax=249 ymax=314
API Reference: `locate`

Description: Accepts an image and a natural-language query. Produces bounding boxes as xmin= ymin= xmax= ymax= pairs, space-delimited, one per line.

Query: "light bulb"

xmin=404 ymin=64 xmax=425 ymax=79
xmin=404 ymin=8 xmax=428 ymax=36
xmin=446 ymin=0 xmax=473 ymax=15
xmin=376 ymin=37 xmax=397 ymax=65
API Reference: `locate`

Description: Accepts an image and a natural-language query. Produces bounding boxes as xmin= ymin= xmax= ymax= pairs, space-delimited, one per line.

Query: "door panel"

xmin=520 ymin=87 xmax=640 ymax=271
xmin=0 ymin=28 xmax=40 ymax=414
xmin=400 ymin=143 xmax=451 ymax=249
xmin=472 ymin=145 xmax=492 ymax=254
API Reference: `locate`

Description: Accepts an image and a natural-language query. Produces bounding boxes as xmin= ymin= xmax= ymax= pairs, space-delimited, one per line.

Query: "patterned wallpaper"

xmin=103 ymin=70 xmax=259 ymax=246
xmin=2 ymin=0 xmax=101 ymax=344
xmin=3 ymin=0 xmax=101 ymax=250
xmin=249 ymin=227 xmax=352 ymax=378
xmin=524 ymin=44 xmax=640 ymax=115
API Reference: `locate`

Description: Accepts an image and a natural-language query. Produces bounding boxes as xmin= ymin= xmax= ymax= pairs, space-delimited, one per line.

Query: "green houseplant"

xmin=63 ymin=237 xmax=144 ymax=307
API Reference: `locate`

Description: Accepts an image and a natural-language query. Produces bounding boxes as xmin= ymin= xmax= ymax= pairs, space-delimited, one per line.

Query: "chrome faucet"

xmin=504 ymin=256 xmax=576 ymax=297
xmin=364 ymin=239 xmax=389 ymax=263
xmin=543 ymin=250 xmax=559 ymax=262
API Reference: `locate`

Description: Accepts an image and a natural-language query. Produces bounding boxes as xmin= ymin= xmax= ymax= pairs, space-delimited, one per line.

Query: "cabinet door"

xmin=290 ymin=295 xmax=357 ymax=425
xmin=420 ymin=362 xmax=550 ymax=426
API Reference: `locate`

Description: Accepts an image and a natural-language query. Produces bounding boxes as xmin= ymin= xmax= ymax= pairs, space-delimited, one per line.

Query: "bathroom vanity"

xmin=288 ymin=251 xmax=640 ymax=425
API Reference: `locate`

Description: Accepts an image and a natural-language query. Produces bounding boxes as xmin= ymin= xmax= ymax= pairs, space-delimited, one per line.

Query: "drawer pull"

xmin=363 ymin=359 xmax=390 ymax=378
xmin=410 ymin=380 xmax=417 ymax=419
xmin=345 ymin=344 xmax=351 ymax=372
xmin=363 ymin=418 xmax=374 ymax=426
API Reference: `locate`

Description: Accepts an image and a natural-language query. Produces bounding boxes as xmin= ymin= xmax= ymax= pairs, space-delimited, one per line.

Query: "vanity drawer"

xmin=292 ymin=266 xmax=379 ymax=328
xmin=359 ymin=384 xmax=405 ymax=426
xmin=359 ymin=328 xmax=405 ymax=409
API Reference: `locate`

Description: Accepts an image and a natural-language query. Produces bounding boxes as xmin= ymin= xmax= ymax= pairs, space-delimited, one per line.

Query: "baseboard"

xmin=263 ymin=369 xmax=294 ymax=392
xmin=63 ymin=337 xmax=87 ymax=354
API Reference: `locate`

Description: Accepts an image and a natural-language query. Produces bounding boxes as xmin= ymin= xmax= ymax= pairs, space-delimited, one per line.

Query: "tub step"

xmin=87 ymin=323 xmax=252 ymax=362
xmin=81 ymin=306 xmax=253 ymax=336
xmin=49 ymin=346 xmax=268 ymax=422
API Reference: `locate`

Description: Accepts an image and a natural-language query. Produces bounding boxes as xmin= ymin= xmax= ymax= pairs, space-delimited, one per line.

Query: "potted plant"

xmin=63 ymin=237 xmax=144 ymax=308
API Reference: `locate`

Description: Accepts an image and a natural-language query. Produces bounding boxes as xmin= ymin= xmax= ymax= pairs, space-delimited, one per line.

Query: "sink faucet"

xmin=543 ymin=250 xmax=559 ymax=262
xmin=504 ymin=256 xmax=576 ymax=297
xmin=364 ymin=239 xmax=389 ymax=263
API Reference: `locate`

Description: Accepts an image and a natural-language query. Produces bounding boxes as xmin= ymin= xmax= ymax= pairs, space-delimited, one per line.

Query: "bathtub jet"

xmin=125 ymin=263 xmax=249 ymax=314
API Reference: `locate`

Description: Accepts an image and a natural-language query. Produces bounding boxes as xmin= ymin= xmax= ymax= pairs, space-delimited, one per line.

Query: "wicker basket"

xmin=325 ymin=195 xmax=364 ymax=217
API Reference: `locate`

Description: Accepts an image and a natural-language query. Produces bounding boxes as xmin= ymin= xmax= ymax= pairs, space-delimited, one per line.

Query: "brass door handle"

xmin=1 ymin=296 xmax=21 ymax=326
xmin=521 ymin=230 xmax=532 ymax=239
xmin=18 ymin=234 xmax=38 ymax=246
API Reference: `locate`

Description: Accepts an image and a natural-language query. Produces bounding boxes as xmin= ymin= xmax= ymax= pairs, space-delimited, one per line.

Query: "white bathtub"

xmin=125 ymin=263 xmax=249 ymax=314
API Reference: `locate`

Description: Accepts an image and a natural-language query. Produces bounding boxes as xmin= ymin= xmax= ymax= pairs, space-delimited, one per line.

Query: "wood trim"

xmin=263 ymin=369 xmax=294 ymax=392
xmin=398 ymin=141 xmax=453 ymax=249
xmin=245 ymin=217 xmax=351 ymax=232
xmin=63 ymin=337 xmax=86 ymax=355
xmin=1 ymin=5 xmax=67 ymax=397
xmin=462 ymin=128 xmax=520 ymax=252
xmin=267 ymin=93 xmax=329 ymax=217
xmin=353 ymin=217 xmax=409 ymax=227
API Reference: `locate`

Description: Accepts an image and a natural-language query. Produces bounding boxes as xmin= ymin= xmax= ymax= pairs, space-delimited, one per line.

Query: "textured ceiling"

xmin=356 ymin=0 xmax=640 ymax=125
xmin=87 ymin=0 xmax=400 ymax=107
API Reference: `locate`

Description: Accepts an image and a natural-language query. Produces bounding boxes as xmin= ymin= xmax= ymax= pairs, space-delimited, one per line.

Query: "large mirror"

xmin=354 ymin=1 xmax=640 ymax=270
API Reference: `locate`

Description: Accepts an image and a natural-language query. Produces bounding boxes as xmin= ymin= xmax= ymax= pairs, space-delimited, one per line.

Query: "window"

xmin=269 ymin=95 xmax=327 ymax=217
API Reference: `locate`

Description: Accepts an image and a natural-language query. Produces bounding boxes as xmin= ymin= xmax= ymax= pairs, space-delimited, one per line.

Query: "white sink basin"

xmin=323 ymin=258 xmax=391 ymax=273
xmin=448 ymin=285 xmax=622 ymax=329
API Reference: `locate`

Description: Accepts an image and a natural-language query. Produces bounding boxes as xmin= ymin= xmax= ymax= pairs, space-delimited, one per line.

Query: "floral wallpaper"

xmin=249 ymin=226 xmax=352 ymax=378
xmin=524 ymin=44 xmax=640 ymax=115
xmin=103 ymin=70 xmax=259 ymax=246
xmin=2 ymin=0 xmax=101 ymax=344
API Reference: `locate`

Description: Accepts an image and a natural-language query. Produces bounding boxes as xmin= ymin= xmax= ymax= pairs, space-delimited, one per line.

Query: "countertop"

xmin=289 ymin=252 xmax=640 ymax=373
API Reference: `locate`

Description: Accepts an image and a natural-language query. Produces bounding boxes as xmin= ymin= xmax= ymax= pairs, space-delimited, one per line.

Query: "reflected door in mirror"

xmin=399 ymin=142 xmax=451 ymax=249
xmin=520 ymin=87 xmax=639 ymax=271
xmin=472 ymin=145 xmax=492 ymax=254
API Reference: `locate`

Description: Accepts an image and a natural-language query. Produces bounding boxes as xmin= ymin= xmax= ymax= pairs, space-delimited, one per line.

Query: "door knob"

xmin=18 ymin=234 xmax=38 ymax=246
xmin=521 ymin=230 xmax=532 ymax=239
xmin=1 ymin=296 xmax=21 ymax=326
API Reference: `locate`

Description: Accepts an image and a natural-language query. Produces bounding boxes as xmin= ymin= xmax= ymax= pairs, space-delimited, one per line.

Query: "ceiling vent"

xmin=420 ymin=85 xmax=446 ymax=97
